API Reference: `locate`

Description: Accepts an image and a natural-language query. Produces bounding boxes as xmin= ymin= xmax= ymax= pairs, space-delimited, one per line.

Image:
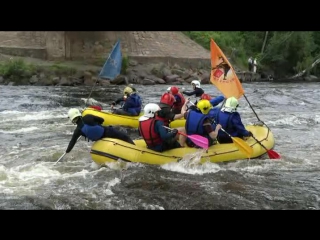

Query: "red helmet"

xmin=201 ymin=93 xmax=212 ymax=101
xmin=170 ymin=86 xmax=179 ymax=95
xmin=160 ymin=93 xmax=175 ymax=106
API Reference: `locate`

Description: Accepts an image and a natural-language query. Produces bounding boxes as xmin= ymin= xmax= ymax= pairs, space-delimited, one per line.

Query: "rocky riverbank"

xmin=1 ymin=55 xmax=320 ymax=86
xmin=0 ymin=56 xmax=213 ymax=87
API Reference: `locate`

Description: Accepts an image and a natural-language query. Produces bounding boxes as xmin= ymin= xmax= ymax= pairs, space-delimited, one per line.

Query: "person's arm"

xmin=210 ymin=96 xmax=225 ymax=107
xmin=204 ymin=121 xmax=221 ymax=140
xmin=66 ymin=128 xmax=82 ymax=153
xmin=155 ymin=121 xmax=176 ymax=140
xmin=232 ymin=113 xmax=252 ymax=136
xmin=182 ymin=90 xmax=197 ymax=96
xmin=180 ymin=98 xmax=190 ymax=115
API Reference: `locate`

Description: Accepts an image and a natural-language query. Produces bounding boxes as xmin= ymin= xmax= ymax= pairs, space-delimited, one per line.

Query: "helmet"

xmin=68 ymin=108 xmax=81 ymax=123
xmin=201 ymin=93 xmax=212 ymax=101
xmin=160 ymin=93 xmax=175 ymax=106
xmin=123 ymin=86 xmax=133 ymax=95
xmin=170 ymin=86 xmax=179 ymax=95
xmin=167 ymin=87 xmax=171 ymax=92
xmin=197 ymin=100 xmax=212 ymax=115
xmin=143 ymin=103 xmax=161 ymax=119
xmin=225 ymin=97 xmax=239 ymax=109
xmin=191 ymin=80 xmax=201 ymax=88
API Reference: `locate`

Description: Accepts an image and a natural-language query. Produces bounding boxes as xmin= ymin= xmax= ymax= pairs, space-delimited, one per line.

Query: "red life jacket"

xmin=139 ymin=116 xmax=166 ymax=148
xmin=172 ymin=92 xmax=185 ymax=111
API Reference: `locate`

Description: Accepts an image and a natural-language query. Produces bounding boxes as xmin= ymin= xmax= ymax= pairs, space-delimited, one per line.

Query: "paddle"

xmin=54 ymin=136 xmax=82 ymax=165
xmin=219 ymin=128 xmax=253 ymax=158
xmin=163 ymin=126 xmax=209 ymax=150
xmin=250 ymin=135 xmax=281 ymax=159
xmin=188 ymin=101 xmax=253 ymax=158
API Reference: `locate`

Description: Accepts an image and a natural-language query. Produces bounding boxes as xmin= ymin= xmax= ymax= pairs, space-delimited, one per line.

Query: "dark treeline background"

xmin=184 ymin=31 xmax=320 ymax=78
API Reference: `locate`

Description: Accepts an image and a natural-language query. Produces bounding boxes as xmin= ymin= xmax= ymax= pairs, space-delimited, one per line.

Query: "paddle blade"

xmin=267 ymin=150 xmax=281 ymax=159
xmin=188 ymin=134 xmax=209 ymax=149
xmin=231 ymin=137 xmax=253 ymax=158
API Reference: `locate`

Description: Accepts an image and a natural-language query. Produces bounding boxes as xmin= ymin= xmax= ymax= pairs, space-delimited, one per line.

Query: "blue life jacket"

xmin=123 ymin=93 xmax=142 ymax=115
xmin=186 ymin=110 xmax=209 ymax=136
xmin=216 ymin=111 xmax=235 ymax=137
xmin=186 ymin=110 xmax=212 ymax=146
xmin=207 ymin=108 xmax=220 ymax=124
xmin=81 ymin=124 xmax=104 ymax=141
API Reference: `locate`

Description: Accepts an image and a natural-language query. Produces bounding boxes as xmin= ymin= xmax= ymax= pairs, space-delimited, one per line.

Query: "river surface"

xmin=0 ymin=82 xmax=320 ymax=210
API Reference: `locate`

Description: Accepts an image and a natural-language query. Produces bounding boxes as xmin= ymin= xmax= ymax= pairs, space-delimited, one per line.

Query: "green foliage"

xmin=0 ymin=58 xmax=35 ymax=78
xmin=121 ymin=54 xmax=129 ymax=74
xmin=183 ymin=31 xmax=320 ymax=78
xmin=49 ymin=64 xmax=77 ymax=76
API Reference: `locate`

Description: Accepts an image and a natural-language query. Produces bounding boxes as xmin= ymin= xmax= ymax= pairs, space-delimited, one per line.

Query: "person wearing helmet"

xmin=166 ymin=87 xmax=171 ymax=93
xmin=179 ymin=99 xmax=221 ymax=148
xmin=138 ymin=103 xmax=182 ymax=152
xmin=65 ymin=108 xmax=135 ymax=153
xmin=215 ymin=96 xmax=253 ymax=144
xmin=169 ymin=86 xmax=186 ymax=114
xmin=182 ymin=80 xmax=204 ymax=104
xmin=200 ymin=93 xmax=225 ymax=108
xmin=157 ymin=92 xmax=184 ymax=126
xmin=113 ymin=86 xmax=142 ymax=116
xmin=111 ymin=87 xmax=137 ymax=109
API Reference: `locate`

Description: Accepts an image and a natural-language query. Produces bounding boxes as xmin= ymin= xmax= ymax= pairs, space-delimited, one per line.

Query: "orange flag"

xmin=210 ymin=38 xmax=244 ymax=99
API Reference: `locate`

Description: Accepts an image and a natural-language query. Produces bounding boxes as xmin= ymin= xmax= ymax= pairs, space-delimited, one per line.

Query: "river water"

xmin=0 ymin=82 xmax=319 ymax=210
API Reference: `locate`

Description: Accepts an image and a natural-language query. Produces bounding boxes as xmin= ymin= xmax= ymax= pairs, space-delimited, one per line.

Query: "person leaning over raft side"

xmin=112 ymin=86 xmax=142 ymax=116
xmin=138 ymin=103 xmax=182 ymax=152
xmin=215 ymin=97 xmax=253 ymax=144
xmin=65 ymin=108 xmax=135 ymax=153
xmin=179 ymin=99 xmax=221 ymax=148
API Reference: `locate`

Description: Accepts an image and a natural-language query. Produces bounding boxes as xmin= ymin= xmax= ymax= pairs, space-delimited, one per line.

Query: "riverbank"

xmin=1 ymin=54 xmax=319 ymax=86
xmin=0 ymin=54 xmax=213 ymax=86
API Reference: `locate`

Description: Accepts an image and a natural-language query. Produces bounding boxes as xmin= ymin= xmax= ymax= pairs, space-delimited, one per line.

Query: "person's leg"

xmin=104 ymin=126 xmax=135 ymax=145
xmin=113 ymin=109 xmax=135 ymax=116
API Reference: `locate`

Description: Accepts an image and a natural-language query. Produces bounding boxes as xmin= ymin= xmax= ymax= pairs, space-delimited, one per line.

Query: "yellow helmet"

xmin=123 ymin=86 xmax=133 ymax=95
xmin=196 ymin=100 xmax=212 ymax=114
xmin=225 ymin=97 xmax=239 ymax=109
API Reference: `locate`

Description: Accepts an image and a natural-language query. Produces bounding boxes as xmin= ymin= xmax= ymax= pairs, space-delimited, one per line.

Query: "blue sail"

xmin=99 ymin=39 xmax=122 ymax=80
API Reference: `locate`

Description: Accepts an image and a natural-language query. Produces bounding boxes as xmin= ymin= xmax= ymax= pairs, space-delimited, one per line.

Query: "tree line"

xmin=183 ymin=31 xmax=320 ymax=78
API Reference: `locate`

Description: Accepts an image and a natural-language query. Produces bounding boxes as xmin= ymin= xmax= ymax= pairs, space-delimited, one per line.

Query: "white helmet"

xmin=167 ymin=87 xmax=171 ymax=92
xmin=140 ymin=103 xmax=161 ymax=120
xmin=68 ymin=108 xmax=81 ymax=122
xmin=191 ymin=80 xmax=201 ymax=88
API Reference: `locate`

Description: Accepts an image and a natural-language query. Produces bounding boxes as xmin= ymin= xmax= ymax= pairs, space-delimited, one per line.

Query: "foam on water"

xmin=161 ymin=150 xmax=222 ymax=175
xmin=0 ymin=126 xmax=39 ymax=134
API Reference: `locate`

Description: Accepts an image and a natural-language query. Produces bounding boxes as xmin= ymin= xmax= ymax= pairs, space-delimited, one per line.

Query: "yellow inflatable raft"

xmin=90 ymin=125 xmax=275 ymax=165
xmin=81 ymin=107 xmax=186 ymax=129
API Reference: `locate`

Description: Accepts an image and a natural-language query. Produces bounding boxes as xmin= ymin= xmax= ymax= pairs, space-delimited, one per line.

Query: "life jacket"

xmin=81 ymin=124 xmax=104 ymax=141
xmin=139 ymin=116 xmax=165 ymax=148
xmin=186 ymin=110 xmax=210 ymax=136
xmin=207 ymin=108 xmax=220 ymax=125
xmin=172 ymin=92 xmax=185 ymax=111
xmin=124 ymin=93 xmax=142 ymax=115
xmin=185 ymin=110 xmax=211 ymax=147
xmin=216 ymin=111 xmax=236 ymax=137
